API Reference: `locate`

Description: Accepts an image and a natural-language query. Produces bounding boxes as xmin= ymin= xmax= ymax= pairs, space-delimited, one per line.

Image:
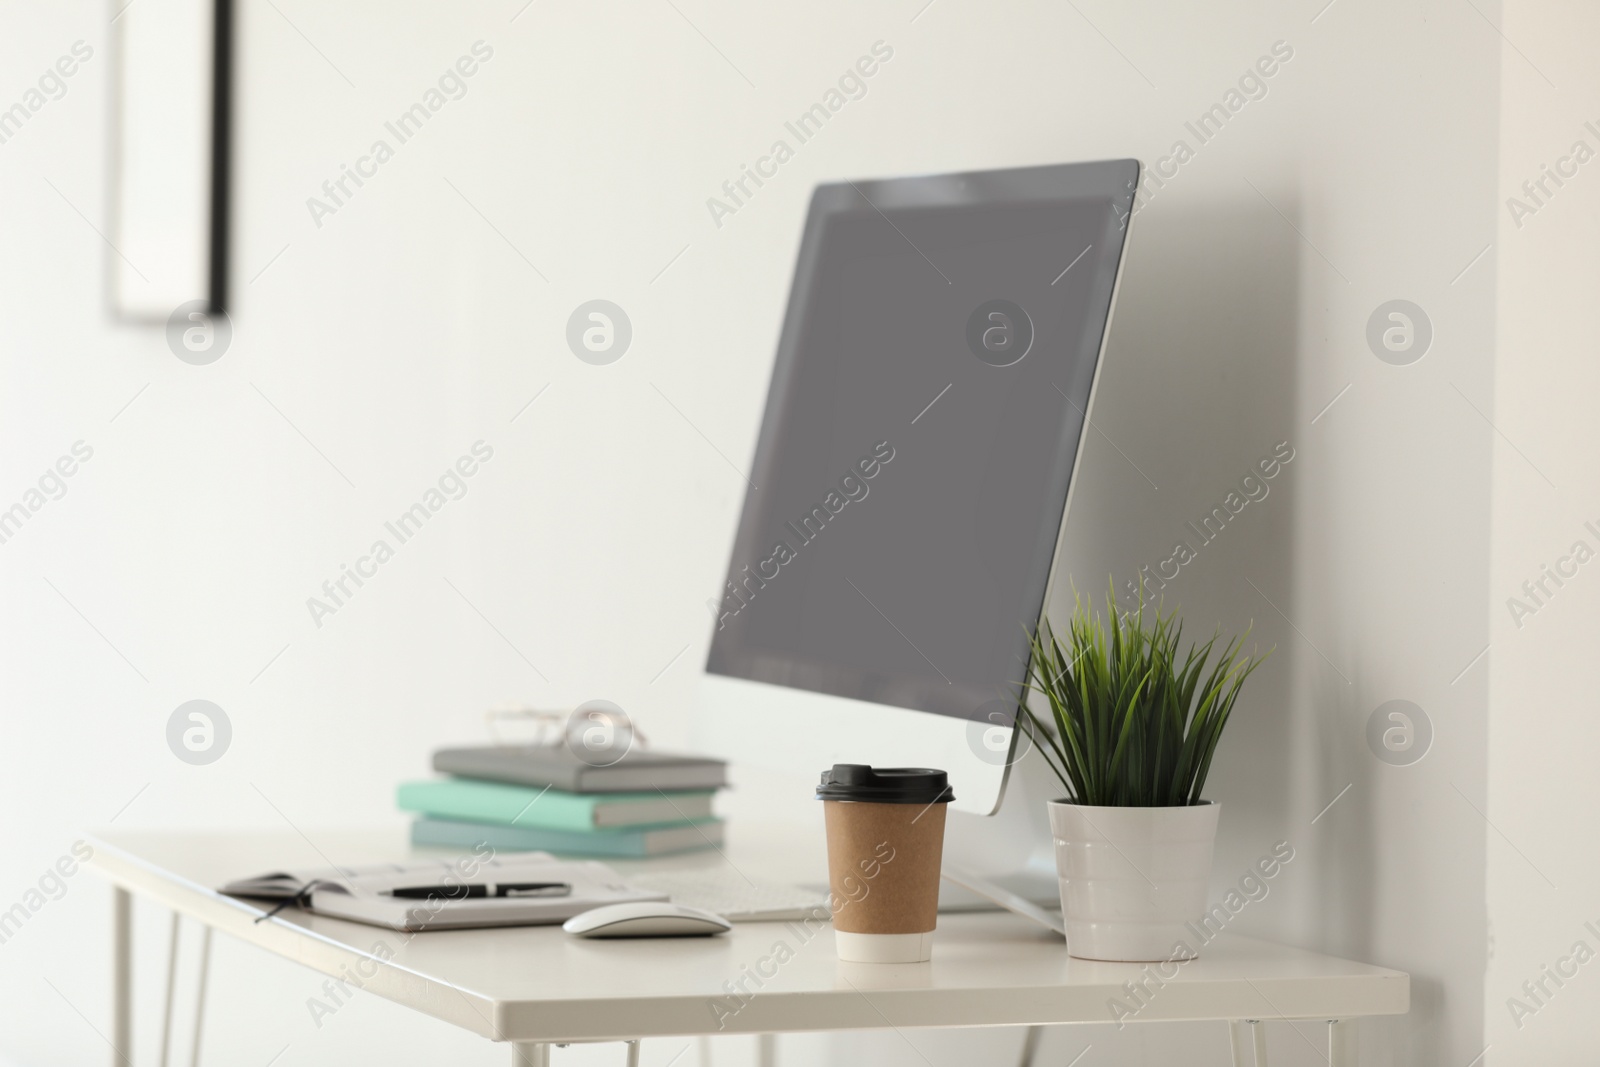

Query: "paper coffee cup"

xmin=816 ymin=765 xmax=953 ymax=963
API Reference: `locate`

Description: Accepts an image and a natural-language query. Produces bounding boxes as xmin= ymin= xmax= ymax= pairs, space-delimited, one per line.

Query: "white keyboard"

xmin=627 ymin=870 xmax=827 ymax=922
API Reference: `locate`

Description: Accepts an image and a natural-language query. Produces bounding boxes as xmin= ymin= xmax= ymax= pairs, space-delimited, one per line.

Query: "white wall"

xmin=0 ymin=2 xmax=1506 ymax=1065
xmin=1486 ymin=2 xmax=1600 ymax=1064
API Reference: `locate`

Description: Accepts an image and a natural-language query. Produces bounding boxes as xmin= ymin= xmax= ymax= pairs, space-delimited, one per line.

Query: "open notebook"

xmin=221 ymin=854 xmax=666 ymax=931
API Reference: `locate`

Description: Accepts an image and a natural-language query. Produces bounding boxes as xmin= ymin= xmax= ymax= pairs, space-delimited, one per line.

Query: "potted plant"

xmin=1022 ymin=584 xmax=1268 ymax=962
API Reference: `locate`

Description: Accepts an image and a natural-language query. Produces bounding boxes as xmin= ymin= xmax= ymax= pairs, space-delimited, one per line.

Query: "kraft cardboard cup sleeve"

xmin=816 ymin=764 xmax=953 ymax=963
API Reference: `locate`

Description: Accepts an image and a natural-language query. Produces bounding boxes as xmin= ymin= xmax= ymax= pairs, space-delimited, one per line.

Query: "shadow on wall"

xmin=946 ymin=194 xmax=1303 ymax=934
xmin=1056 ymin=184 xmax=1490 ymax=1066
xmin=1054 ymin=192 xmax=1301 ymax=851
xmin=1021 ymin=191 xmax=1309 ymax=1059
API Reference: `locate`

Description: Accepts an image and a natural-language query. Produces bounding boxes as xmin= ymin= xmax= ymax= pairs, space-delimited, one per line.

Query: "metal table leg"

xmin=512 ymin=1036 xmax=656 ymax=1062
xmin=511 ymin=1043 xmax=551 ymax=1067
xmin=1329 ymin=1019 xmax=1356 ymax=1066
xmin=113 ymin=888 xmax=131 ymax=1067
xmin=1229 ymin=1020 xmax=1266 ymax=1066
xmin=1018 ymin=1025 xmax=1043 ymax=1067
xmin=160 ymin=912 xmax=180 ymax=1067
xmin=191 ymin=926 xmax=212 ymax=1067
xmin=510 ymin=1040 xmax=648 ymax=1065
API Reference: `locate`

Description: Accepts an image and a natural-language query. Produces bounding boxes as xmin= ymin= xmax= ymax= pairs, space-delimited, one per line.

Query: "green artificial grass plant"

xmin=1022 ymin=582 xmax=1270 ymax=807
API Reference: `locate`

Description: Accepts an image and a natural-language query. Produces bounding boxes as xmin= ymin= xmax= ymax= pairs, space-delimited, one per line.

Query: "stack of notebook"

xmin=399 ymin=744 xmax=728 ymax=858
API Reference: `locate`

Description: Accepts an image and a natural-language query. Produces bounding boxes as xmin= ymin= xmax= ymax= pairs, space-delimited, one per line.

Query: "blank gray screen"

xmin=708 ymin=160 xmax=1139 ymax=723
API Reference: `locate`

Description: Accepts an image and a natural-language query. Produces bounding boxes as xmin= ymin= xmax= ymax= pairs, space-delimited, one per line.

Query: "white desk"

xmin=86 ymin=828 xmax=1407 ymax=1067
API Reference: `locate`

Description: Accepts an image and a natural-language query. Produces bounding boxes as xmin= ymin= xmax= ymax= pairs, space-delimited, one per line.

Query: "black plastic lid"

xmin=815 ymin=764 xmax=954 ymax=804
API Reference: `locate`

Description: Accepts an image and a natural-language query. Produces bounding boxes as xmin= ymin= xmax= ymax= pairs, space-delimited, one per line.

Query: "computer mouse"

xmin=562 ymin=901 xmax=732 ymax=938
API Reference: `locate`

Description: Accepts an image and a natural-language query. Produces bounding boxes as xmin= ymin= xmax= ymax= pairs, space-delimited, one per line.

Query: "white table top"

xmin=86 ymin=828 xmax=1408 ymax=1044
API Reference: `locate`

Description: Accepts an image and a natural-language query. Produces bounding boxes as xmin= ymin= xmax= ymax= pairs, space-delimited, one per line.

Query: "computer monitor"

xmin=698 ymin=159 xmax=1141 ymax=816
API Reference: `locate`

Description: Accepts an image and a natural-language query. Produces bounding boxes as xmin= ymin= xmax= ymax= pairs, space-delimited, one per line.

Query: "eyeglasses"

xmin=482 ymin=703 xmax=648 ymax=751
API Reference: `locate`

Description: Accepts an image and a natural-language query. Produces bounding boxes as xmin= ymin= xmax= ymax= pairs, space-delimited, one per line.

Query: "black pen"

xmin=389 ymin=881 xmax=571 ymax=901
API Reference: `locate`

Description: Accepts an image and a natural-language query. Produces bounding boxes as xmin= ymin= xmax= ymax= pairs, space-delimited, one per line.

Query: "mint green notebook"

xmin=411 ymin=817 xmax=723 ymax=858
xmin=396 ymin=779 xmax=715 ymax=831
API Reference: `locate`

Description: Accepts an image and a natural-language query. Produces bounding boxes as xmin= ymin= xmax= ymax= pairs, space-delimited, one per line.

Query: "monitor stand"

xmin=690 ymin=691 xmax=1065 ymax=930
xmin=941 ymin=865 xmax=1065 ymax=935
xmin=935 ymin=741 xmax=1064 ymax=929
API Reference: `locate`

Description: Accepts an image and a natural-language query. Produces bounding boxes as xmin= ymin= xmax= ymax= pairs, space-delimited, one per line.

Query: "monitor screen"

xmin=707 ymin=159 xmax=1139 ymax=725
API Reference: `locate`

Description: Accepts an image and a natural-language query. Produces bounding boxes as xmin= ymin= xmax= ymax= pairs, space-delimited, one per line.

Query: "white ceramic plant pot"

xmin=1047 ymin=800 xmax=1220 ymax=962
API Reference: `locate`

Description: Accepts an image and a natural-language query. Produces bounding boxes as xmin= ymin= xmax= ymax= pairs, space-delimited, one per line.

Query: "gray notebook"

xmin=433 ymin=745 xmax=727 ymax=793
xmin=221 ymin=856 xmax=667 ymax=931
